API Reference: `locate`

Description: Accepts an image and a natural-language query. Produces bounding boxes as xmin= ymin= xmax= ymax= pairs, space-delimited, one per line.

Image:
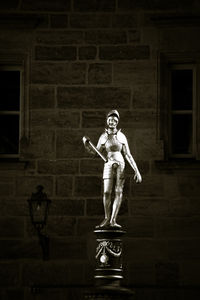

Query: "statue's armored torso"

xmin=105 ymin=133 xmax=122 ymax=152
xmin=98 ymin=130 xmax=125 ymax=179
xmin=105 ymin=133 xmax=124 ymax=163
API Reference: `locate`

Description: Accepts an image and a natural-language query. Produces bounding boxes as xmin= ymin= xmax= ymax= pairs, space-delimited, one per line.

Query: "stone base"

xmin=85 ymin=227 xmax=135 ymax=299
xmin=94 ymin=227 xmax=127 ymax=289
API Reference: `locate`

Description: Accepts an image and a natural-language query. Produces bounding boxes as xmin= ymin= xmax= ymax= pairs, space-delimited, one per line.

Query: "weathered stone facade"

xmin=0 ymin=1 xmax=200 ymax=299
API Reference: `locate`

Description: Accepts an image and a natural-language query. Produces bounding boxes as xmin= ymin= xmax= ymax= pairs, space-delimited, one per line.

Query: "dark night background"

xmin=0 ymin=0 xmax=200 ymax=299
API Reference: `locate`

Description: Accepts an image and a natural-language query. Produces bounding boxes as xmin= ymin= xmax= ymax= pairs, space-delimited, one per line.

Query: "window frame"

xmin=158 ymin=52 xmax=200 ymax=161
xmin=0 ymin=66 xmax=23 ymax=158
xmin=0 ymin=51 xmax=29 ymax=160
xmin=168 ymin=64 xmax=196 ymax=158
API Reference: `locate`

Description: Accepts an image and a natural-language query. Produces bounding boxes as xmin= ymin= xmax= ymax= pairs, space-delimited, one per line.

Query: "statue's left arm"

xmin=118 ymin=131 xmax=142 ymax=183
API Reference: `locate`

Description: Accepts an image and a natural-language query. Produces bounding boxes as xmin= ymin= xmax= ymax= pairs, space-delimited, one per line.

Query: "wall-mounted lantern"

xmin=27 ymin=185 xmax=51 ymax=260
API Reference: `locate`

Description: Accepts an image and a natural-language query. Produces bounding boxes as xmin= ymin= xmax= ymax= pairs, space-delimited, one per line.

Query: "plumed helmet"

xmin=107 ymin=110 xmax=120 ymax=120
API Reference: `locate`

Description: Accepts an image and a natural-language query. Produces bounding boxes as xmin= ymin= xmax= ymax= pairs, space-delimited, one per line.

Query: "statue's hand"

xmin=82 ymin=136 xmax=90 ymax=145
xmin=134 ymin=171 xmax=142 ymax=183
xmin=82 ymin=136 xmax=96 ymax=155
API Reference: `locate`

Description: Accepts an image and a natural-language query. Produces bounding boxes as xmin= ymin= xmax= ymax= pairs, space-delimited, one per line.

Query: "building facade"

xmin=0 ymin=1 xmax=200 ymax=299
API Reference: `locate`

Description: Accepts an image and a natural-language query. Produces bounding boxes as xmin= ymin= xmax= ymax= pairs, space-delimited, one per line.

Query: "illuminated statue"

xmin=83 ymin=110 xmax=142 ymax=228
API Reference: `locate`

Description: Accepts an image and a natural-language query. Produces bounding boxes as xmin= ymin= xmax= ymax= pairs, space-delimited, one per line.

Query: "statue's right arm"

xmin=82 ymin=136 xmax=96 ymax=155
xmin=82 ymin=133 xmax=107 ymax=156
xmin=96 ymin=133 xmax=107 ymax=154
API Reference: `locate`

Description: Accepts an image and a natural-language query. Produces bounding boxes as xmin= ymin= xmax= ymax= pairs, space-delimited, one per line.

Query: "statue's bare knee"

xmin=115 ymin=186 xmax=123 ymax=199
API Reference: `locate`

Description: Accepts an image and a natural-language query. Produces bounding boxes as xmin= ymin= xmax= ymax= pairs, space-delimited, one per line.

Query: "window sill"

xmin=155 ymin=158 xmax=200 ymax=171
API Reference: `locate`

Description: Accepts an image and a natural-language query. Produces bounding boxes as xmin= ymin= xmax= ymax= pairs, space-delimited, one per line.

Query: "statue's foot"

xmin=96 ymin=218 xmax=110 ymax=228
xmin=110 ymin=221 xmax=122 ymax=228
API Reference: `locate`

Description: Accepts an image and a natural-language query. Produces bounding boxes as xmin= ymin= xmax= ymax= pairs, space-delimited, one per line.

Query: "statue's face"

xmin=107 ymin=116 xmax=118 ymax=129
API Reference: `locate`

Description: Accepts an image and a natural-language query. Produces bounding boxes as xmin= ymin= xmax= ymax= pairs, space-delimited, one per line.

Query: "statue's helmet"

xmin=107 ymin=110 xmax=120 ymax=120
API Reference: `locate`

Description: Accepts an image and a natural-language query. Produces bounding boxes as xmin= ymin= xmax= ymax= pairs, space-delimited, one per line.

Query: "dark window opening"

xmin=0 ymin=69 xmax=21 ymax=157
xmin=171 ymin=69 xmax=193 ymax=111
xmin=171 ymin=114 xmax=193 ymax=155
xmin=0 ymin=115 xmax=19 ymax=154
xmin=169 ymin=65 xmax=195 ymax=158
xmin=0 ymin=71 xmax=20 ymax=111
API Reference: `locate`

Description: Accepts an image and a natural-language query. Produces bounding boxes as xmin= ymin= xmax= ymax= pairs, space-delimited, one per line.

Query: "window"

xmin=0 ymin=68 xmax=22 ymax=157
xmin=0 ymin=52 xmax=29 ymax=160
xmin=159 ymin=53 xmax=200 ymax=160
xmin=169 ymin=65 xmax=196 ymax=158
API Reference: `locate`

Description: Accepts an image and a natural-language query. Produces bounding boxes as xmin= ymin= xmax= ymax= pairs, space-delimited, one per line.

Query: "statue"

xmin=82 ymin=110 xmax=142 ymax=229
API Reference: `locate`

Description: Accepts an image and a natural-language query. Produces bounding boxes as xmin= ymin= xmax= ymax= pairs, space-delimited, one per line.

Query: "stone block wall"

xmin=0 ymin=1 xmax=200 ymax=299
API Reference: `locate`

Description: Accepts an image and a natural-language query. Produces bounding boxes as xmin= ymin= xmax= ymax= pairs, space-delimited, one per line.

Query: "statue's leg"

xmin=110 ymin=177 xmax=125 ymax=228
xmin=97 ymin=178 xmax=113 ymax=228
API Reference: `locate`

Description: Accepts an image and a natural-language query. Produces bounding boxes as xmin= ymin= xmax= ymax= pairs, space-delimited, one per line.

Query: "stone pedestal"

xmin=94 ymin=228 xmax=125 ymax=287
xmin=92 ymin=227 xmax=133 ymax=299
xmin=85 ymin=228 xmax=134 ymax=299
